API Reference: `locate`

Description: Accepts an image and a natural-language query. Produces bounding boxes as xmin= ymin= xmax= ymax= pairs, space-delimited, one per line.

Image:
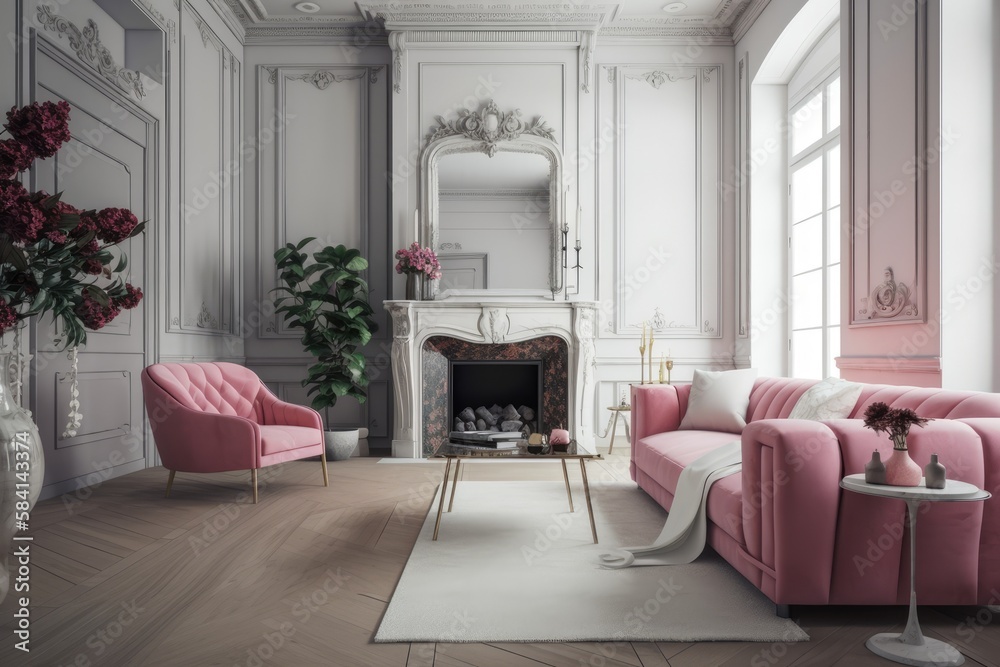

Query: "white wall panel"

xmin=173 ymin=1 xmax=240 ymax=337
xmin=600 ymin=64 xmax=722 ymax=339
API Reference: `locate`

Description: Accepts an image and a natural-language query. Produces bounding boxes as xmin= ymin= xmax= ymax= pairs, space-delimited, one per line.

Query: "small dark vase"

xmin=405 ymin=273 xmax=422 ymax=300
xmin=924 ymin=454 xmax=946 ymax=489
xmin=865 ymin=451 xmax=886 ymax=485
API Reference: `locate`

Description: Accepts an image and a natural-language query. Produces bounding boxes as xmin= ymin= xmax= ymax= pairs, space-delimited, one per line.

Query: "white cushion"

xmin=678 ymin=368 xmax=759 ymax=434
xmin=788 ymin=377 xmax=863 ymax=421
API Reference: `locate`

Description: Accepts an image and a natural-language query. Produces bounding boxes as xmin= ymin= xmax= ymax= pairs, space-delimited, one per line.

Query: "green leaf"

xmin=86 ymin=286 xmax=111 ymax=308
xmin=0 ymin=239 xmax=28 ymax=272
xmin=345 ymin=256 xmax=368 ymax=272
xmin=128 ymin=221 xmax=147 ymax=238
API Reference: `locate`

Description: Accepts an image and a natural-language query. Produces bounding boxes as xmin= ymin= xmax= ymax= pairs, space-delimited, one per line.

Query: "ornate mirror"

xmin=420 ymin=100 xmax=564 ymax=300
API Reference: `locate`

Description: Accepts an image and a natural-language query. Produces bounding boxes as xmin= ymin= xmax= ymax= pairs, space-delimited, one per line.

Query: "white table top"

xmin=841 ymin=473 xmax=991 ymax=502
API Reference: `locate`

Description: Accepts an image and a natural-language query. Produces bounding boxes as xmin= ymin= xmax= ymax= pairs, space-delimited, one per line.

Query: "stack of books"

xmin=449 ymin=431 xmax=522 ymax=448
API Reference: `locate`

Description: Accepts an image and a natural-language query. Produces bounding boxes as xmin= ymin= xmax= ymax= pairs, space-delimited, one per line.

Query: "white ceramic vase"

xmin=0 ymin=370 xmax=45 ymax=604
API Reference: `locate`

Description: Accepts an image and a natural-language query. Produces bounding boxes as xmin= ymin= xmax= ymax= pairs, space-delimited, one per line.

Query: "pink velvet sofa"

xmin=631 ymin=377 xmax=1000 ymax=611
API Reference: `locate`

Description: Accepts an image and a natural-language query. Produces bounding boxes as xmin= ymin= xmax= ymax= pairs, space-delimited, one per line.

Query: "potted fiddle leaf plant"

xmin=272 ymin=239 xmax=378 ymax=460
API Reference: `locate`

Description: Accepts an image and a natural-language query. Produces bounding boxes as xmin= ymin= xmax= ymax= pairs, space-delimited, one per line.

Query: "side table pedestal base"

xmin=866 ymin=633 xmax=964 ymax=667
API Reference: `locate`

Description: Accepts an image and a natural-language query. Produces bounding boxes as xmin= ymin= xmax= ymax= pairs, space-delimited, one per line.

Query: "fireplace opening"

xmin=449 ymin=360 xmax=543 ymax=436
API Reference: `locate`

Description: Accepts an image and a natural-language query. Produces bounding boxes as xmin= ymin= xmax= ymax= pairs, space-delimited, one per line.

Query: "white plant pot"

xmin=324 ymin=428 xmax=360 ymax=461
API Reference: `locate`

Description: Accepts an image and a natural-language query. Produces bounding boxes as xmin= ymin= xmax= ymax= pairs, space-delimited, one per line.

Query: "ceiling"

xmin=224 ymin=0 xmax=764 ymax=37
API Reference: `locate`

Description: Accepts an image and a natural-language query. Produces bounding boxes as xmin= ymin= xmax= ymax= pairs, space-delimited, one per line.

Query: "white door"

xmin=29 ymin=40 xmax=153 ymax=493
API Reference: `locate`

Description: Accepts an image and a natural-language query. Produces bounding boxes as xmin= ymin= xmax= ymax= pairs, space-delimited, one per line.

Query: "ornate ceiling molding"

xmin=36 ymin=6 xmax=146 ymax=99
xmin=426 ymin=99 xmax=556 ymax=157
xmin=211 ymin=0 xmax=770 ymax=45
xmin=358 ymin=3 xmax=615 ymax=30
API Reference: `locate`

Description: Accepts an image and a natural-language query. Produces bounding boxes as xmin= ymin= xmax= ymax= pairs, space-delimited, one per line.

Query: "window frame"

xmin=788 ymin=67 xmax=841 ymax=379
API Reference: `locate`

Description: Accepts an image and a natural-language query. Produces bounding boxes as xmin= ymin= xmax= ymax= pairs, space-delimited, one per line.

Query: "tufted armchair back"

xmin=144 ymin=362 xmax=267 ymax=423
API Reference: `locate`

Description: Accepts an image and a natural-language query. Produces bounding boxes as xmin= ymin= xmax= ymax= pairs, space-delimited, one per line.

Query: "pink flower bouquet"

xmin=394 ymin=242 xmax=442 ymax=280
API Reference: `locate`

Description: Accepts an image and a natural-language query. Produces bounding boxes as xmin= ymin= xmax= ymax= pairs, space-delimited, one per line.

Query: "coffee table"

xmin=841 ymin=473 xmax=991 ymax=667
xmin=430 ymin=441 xmax=602 ymax=543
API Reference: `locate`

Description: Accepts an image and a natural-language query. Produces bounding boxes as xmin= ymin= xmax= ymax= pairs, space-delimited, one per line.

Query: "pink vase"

xmin=884 ymin=448 xmax=922 ymax=486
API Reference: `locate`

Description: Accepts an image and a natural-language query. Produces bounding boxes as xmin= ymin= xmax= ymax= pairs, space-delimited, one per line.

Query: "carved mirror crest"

xmin=421 ymin=100 xmax=564 ymax=300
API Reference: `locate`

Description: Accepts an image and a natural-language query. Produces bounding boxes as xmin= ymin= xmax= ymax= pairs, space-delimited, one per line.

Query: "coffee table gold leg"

xmin=579 ymin=458 xmax=598 ymax=544
xmin=608 ymin=413 xmax=619 ymax=454
xmin=448 ymin=458 xmax=461 ymax=512
xmin=433 ymin=458 xmax=452 ymax=541
xmin=561 ymin=459 xmax=574 ymax=512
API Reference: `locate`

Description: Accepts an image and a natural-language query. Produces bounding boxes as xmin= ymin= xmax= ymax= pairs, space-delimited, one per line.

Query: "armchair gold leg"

xmin=251 ymin=469 xmax=258 ymax=504
xmin=165 ymin=470 xmax=176 ymax=498
xmin=320 ymin=447 xmax=329 ymax=487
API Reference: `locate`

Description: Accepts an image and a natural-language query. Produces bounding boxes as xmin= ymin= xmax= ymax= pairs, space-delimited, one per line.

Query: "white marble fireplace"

xmin=386 ymin=300 xmax=598 ymax=458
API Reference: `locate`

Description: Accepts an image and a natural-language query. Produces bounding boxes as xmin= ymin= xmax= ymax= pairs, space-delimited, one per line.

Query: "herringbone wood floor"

xmin=1 ymin=448 xmax=998 ymax=667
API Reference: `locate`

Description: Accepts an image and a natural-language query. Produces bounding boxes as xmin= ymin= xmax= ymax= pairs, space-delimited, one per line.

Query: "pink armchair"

xmin=141 ymin=362 xmax=328 ymax=503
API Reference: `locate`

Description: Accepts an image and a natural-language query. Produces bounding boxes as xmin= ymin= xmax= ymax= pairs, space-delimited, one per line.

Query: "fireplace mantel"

xmin=385 ymin=300 xmax=598 ymax=458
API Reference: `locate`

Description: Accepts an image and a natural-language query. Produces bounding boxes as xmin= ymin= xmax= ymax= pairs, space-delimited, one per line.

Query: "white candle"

xmin=413 ymin=208 xmax=419 ymax=246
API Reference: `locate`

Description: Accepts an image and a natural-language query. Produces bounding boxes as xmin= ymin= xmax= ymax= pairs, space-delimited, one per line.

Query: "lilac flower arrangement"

xmin=394 ymin=242 xmax=442 ymax=280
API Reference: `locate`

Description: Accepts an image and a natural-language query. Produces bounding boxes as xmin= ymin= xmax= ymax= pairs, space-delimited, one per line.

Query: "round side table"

xmin=840 ymin=473 xmax=991 ymax=667
xmin=600 ymin=405 xmax=630 ymax=454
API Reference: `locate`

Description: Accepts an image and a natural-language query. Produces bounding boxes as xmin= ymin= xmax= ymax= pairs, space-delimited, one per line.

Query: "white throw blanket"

xmin=600 ymin=440 xmax=743 ymax=568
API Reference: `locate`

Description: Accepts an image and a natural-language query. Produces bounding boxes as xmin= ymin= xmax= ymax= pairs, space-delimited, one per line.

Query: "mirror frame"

xmin=420 ymin=113 xmax=564 ymax=300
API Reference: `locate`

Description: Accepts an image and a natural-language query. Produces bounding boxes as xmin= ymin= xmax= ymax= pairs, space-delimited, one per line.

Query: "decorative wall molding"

xmin=36 ymin=6 xmax=146 ymax=99
xmin=172 ymin=1 xmax=241 ymax=338
xmin=439 ymin=187 xmax=549 ymax=200
xmin=847 ymin=0 xmax=928 ymax=327
xmin=388 ymin=31 xmax=405 ymax=94
xmin=859 ymin=267 xmax=918 ymax=320
xmin=286 ymin=69 xmax=366 ymax=89
xmin=625 ymin=70 xmax=696 ymax=89
xmin=603 ymin=63 xmax=723 ymax=338
xmin=256 ymin=63 xmax=384 ymax=340
xmin=426 ymin=99 xmax=556 ymax=156
xmin=580 ymin=30 xmax=596 ymax=94
xmin=183 ymin=301 xmax=220 ymax=329
xmin=136 ymin=0 xmax=178 ymax=44
xmin=408 ymin=30 xmax=577 ymax=43
xmin=735 ymin=54 xmax=749 ymax=339
xmin=358 ymin=4 xmax=613 ymax=30
xmin=191 ymin=14 xmax=222 ymax=50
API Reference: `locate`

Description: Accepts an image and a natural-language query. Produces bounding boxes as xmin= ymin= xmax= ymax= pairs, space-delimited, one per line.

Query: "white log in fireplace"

xmin=385 ymin=300 xmax=598 ymax=458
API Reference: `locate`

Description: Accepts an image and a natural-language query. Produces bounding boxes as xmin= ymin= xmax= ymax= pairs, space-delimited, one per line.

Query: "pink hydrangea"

xmin=114 ymin=283 xmax=143 ymax=310
xmin=394 ymin=242 xmax=443 ymax=280
xmin=4 ymin=100 xmax=71 ymax=159
xmin=94 ymin=207 xmax=138 ymax=244
xmin=81 ymin=258 xmax=104 ymax=275
xmin=0 ymin=298 xmax=16 ymax=336
xmin=74 ymin=289 xmax=121 ymax=331
xmin=0 ymin=139 xmax=35 ymax=179
xmin=0 ymin=179 xmax=46 ymax=244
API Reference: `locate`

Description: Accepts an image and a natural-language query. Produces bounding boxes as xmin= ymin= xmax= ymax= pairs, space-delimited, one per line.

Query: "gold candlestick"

xmin=658 ymin=355 xmax=665 ymax=384
xmin=665 ymin=358 xmax=674 ymax=385
xmin=647 ymin=332 xmax=653 ymax=385
xmin=638 ymin=322 xmax=646 ymax=385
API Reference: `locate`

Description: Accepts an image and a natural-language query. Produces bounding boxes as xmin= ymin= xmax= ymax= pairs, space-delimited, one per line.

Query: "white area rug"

xmin=375 ymin=481 xmax=809 ymax=643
